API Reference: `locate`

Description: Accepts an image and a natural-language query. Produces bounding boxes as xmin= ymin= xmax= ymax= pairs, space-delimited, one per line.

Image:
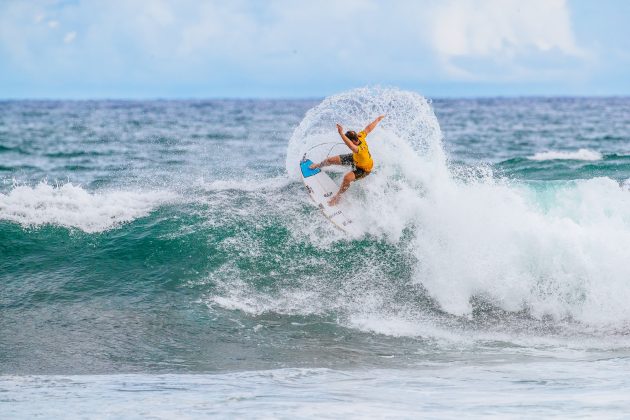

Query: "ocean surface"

xmin=2 ymin=88 xmax=630 ymax=418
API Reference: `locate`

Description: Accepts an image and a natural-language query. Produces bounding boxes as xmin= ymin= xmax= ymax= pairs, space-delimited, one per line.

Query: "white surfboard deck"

xmin=299 ymin=158 xmax=359 ymax=235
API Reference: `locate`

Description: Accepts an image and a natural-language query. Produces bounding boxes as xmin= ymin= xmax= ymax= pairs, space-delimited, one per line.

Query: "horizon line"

xmin=2 ymin=93 xmax=630 ymax=101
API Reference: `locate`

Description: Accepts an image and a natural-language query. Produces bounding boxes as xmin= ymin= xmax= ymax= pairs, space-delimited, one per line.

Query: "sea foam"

xmin=0 ymin=182 xmax=176 ymax=233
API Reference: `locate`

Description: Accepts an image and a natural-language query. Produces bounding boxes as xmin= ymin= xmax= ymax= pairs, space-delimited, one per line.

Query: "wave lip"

xmin=0 ymin=182 xmax=176 ymax=233
xmin=528 ymin=149 xmax=602 ymax=161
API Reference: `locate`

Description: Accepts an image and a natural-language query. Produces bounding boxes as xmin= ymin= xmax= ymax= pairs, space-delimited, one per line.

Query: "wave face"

xmin=3 ymin=95 xmax=630 ymax=375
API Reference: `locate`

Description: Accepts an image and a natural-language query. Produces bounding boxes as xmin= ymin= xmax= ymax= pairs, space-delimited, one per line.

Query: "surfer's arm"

xmin=337 ymin=124 xmax=359 ymax=153
xmin=363 ymin=115 xmax=385 ymax=136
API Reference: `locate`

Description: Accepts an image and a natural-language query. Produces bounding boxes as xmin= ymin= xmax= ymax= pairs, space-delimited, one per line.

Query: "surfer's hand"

xmin=309 ymin=162 xmax=319 ymax=170
xmin=336 ymin=123 xmax=343 ymax=134
xmin=377 ymin=115 xmax=385 ymax=122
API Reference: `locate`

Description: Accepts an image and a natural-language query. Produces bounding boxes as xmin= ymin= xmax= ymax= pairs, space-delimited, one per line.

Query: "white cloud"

xmin=47 ymin=20 xmax=59 ymax=29
xmin=430 ymin=0 xmax=587 ymax=78
xmin=64 ymin=31 xmax=76 ymax=44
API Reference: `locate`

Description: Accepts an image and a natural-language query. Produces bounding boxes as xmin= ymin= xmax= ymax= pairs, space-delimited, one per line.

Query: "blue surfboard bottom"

xmin=300 ymin=159 xmax=321 ymax=178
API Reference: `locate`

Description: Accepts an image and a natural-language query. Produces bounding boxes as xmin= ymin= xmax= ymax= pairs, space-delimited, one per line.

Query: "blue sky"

xmin=1 ymin=0 xmax=629 ymax=98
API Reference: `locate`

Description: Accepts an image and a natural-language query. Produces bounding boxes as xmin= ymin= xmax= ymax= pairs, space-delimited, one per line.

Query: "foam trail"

xmin=0 ymin=182 xmax=176 ymax=233
xmin=529 ymin=149 xmax=602 ymax=161
xmin=197 ymin=176 xmax=292 ymax=192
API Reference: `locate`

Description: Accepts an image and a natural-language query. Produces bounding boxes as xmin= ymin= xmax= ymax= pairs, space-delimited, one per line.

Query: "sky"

xmin=1 ymin=0 xmax=629 ymax=98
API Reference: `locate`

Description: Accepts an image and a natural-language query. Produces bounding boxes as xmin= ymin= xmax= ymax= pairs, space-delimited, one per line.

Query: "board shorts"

xmin=340 ymin=154 xmax=370 ymax=180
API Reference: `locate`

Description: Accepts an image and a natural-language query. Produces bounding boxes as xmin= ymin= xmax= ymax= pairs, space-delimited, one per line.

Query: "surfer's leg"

xmin=329 ymin=171 xmax=356 ymax=206
xmin=310 ymin=155 xmax=342 ymax=169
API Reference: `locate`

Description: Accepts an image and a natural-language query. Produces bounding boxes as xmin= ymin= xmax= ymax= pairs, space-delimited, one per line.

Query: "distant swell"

xmin=0 ymin=183 xmax=176 ymax=233
xmin=529 ymin=149 xmax=602 ymax=161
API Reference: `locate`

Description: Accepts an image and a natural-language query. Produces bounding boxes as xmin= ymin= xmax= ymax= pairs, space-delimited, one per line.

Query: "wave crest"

xmin=0 ymin=183 xmax=176 ymax=233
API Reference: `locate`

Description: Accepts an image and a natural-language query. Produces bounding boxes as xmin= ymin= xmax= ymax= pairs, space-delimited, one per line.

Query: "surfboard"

xmin=299 ymin=158 xmax=358 ymax=234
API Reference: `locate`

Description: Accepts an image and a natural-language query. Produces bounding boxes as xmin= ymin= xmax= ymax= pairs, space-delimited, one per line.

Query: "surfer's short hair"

xmin=345 ymin=131 xmax=358 ymax=142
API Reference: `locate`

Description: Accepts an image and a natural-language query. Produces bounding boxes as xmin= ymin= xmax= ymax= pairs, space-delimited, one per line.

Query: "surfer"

xmin=310 ymin=115 xmax=385 ymax=205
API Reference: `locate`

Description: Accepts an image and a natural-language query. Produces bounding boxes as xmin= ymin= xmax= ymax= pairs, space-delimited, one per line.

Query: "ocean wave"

xmin=528 ymin=149 xmax=603 ymax=161
xmin=206 ymin=88 xmax=630 ymax=332
xmin=0 ymin=182 xmax=176 ymax=233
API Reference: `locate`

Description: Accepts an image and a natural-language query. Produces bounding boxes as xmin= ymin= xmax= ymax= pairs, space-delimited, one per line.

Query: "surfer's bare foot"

xmin=309 ymin=162 xmax=319 ymax=170
xmin=328 ymin=195 xmax=341 ymax=206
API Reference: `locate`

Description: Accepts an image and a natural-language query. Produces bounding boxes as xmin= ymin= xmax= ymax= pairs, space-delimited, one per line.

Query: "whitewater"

xmin=2 ymin=90 xmax=630 ymax=417
xmin=281 ymin=88 xmax=630 ymax=327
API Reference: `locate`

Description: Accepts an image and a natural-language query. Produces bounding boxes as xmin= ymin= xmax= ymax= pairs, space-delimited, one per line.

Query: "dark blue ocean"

xmin=3 ymin=88 xmax=630 ymax=417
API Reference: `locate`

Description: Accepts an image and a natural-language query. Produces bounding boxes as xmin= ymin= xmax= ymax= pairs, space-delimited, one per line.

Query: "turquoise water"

xmin=2 ymin=88 xmax=630 ymax=417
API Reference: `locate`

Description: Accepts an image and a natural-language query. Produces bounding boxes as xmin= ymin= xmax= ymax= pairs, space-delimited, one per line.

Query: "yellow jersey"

xmin=353 ymin=130 xmax=373 ymax=171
